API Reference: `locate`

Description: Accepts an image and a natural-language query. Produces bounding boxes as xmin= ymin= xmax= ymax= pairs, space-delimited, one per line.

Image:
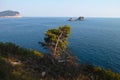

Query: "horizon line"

xmin=20 ymin=16 xmax=120 ymax=18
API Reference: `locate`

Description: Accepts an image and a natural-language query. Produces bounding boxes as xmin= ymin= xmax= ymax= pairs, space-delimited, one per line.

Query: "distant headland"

xmin=0 ymin=10 xmax=22 ymax=18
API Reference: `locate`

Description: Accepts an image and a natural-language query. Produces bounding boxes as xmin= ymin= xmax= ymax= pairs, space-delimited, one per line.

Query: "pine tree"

xmin=39 ymin=25 xmax=71 ymax=59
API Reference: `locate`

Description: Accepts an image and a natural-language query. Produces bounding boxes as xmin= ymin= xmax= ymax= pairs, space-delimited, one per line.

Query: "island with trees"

xmin=0 ymin=10 xmax=22 ymax=18
xmin=0 ymin=25 xmax=120 ymax=80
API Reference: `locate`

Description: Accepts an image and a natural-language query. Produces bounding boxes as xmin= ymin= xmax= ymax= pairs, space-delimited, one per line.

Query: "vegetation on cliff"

xmin=39 ymin=25 xmax=71 ymax=60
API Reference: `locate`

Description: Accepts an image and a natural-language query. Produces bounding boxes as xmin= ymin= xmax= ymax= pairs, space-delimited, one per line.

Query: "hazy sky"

xmin=0 ymin=0 xmax=120 ymax=17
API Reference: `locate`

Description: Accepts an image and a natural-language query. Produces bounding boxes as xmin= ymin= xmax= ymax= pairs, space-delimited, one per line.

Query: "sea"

xmin=0 ymin=17 xmax=120 ymax=73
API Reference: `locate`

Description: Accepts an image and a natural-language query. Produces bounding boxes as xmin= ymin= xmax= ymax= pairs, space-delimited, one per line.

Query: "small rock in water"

xmin=68 ymin=18 xmax=74 ymax=21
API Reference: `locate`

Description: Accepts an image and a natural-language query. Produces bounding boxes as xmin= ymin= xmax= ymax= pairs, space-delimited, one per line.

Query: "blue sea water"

xmin=0 ymin=17 xmax=120 ymax=73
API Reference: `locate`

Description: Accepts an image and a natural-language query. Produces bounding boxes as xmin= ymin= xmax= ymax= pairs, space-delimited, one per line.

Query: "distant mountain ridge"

xmin=0 ymin=10 xmax=22 ymax=18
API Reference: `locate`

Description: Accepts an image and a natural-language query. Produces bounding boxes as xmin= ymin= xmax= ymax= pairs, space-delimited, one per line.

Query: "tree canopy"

xmin=40 ymin=25 xmax=71 ymax=59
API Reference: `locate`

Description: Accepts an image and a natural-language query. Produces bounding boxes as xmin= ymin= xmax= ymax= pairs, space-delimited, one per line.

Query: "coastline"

xmin=0 ymin=15 xmax=22 ymax=18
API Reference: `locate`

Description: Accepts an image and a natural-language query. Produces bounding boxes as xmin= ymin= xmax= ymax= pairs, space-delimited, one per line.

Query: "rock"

xmin=42 ymin=71 xmax=46 ymax=77
xmin=0 ymin=10 xmax=22 ymax=18
xmin=76 ymin=16 xmax=84 ymax=21
xmin=68 ymin=18 xmax=74 ymax=21
xmin=68 ymin=17 xmax=85 ymax=21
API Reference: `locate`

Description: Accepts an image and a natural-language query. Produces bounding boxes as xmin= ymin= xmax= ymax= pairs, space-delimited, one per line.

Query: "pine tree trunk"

xmin=53 ymin=31 xmax=63 ymax=58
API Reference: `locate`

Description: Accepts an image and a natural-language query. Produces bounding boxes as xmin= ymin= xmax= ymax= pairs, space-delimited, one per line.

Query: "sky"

xmin=0 ymin=0 xmax=120 ymax=17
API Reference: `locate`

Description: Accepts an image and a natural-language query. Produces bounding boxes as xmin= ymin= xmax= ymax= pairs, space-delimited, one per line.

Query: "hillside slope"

xmin=0 ymin=42 xmax=120 ymax=80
